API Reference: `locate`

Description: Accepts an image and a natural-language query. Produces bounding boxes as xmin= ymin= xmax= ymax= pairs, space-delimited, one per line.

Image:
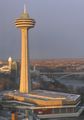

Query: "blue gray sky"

xmin=0 ymin=0 xmax=84 ymax=59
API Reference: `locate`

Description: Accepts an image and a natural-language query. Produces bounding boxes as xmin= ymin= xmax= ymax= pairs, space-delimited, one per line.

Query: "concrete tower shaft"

xmin=15 ymin=8 xmax=35 ymax=93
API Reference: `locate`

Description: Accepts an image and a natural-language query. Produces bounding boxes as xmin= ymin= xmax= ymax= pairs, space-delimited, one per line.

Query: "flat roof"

xmin=30 ymin=90 xmax=80 ymax=101
xmin=4 ymin=90 xmax=80 ymax=101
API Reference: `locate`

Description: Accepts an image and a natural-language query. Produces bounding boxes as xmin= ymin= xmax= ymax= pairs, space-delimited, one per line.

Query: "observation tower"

xmin=3 ymin=5 xmax=82 ymax=120
xmin=15 ymin=5 xmax=35 ymax=93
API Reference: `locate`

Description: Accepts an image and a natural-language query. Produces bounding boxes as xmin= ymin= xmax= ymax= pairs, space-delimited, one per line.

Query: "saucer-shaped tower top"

xmin=15 ymin=5 xmax=35 ymax=28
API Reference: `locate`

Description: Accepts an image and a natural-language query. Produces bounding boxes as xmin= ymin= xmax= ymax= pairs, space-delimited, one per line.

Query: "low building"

xmin=3 ymin=89 xmax=83 ymax=119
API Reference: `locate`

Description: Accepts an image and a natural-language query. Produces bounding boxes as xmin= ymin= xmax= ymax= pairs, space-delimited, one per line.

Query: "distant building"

xmin=0 ymin=57 xmax=13 ymax=73
xmin=8 ymin=57 xmax=12 ymax=70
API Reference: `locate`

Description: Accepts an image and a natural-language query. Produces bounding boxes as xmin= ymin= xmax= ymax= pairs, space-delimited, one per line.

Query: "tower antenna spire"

xmin=24 ymin=4 xmax=26 ymax=13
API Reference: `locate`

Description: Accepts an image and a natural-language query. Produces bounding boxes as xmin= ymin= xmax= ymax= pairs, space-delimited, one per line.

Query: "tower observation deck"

xmin=15 ymin=5 xmax=35 ymax=93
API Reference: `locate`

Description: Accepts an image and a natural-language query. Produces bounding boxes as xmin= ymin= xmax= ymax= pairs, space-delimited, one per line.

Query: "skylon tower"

xmin=15 ymin=5 xmax=35 ymax=93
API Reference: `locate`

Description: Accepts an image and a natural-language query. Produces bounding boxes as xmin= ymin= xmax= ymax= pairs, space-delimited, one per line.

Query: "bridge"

xmin=40 ymin=72 xmax=84 ymax=80
xmin=40 ymin=72 xmax=84 ymax=75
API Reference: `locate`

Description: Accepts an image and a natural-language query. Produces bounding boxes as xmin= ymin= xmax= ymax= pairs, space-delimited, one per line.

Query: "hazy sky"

xmin=0 ymin=0 xmax=84 ymax=59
